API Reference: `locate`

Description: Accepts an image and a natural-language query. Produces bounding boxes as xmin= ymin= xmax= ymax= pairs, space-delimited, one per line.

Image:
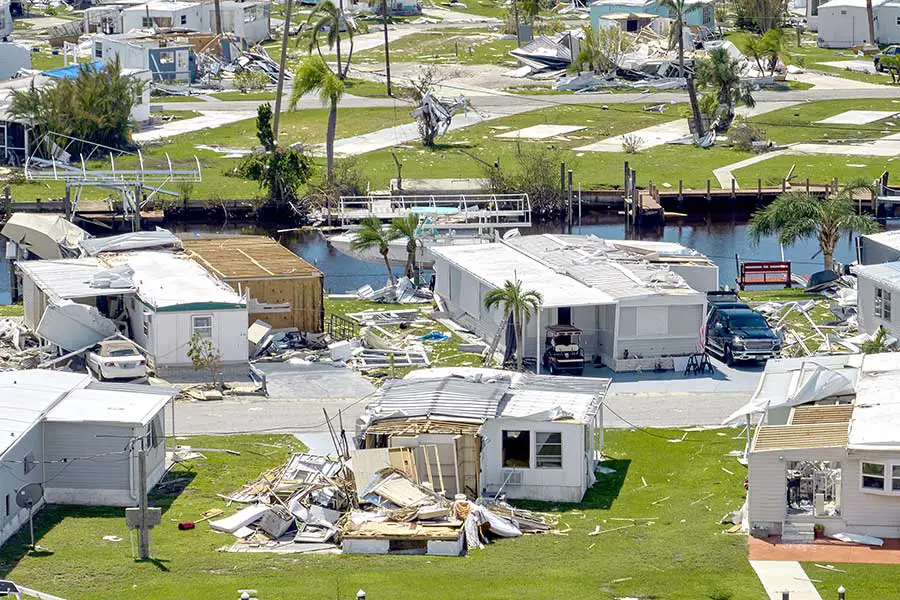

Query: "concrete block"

xmin=342 ymin=538 xmax=390 ymax=554
xmin=427 ymin=536 xmax=464 ymax=557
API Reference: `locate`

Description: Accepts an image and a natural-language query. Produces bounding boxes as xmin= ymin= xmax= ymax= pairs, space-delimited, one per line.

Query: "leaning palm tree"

xmin=484 ymin=279 xmax=543 ymax=372
xmin=351 ymin=216 xmax=400 ymax=285
xmin=749 ymin=180 xmax=881 ymax=272
xmin=290 ymin=56 xmax=344 ymax=188
xmin=659 ymin=0 xmax=705 ymax=140
xmin=695 ymin=47 xmax=755 ymax=133
xmin=389 ymin=212 xmax=421 ymax=283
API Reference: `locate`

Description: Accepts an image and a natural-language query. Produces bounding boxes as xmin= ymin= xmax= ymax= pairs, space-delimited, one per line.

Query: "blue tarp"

xmin=42 ymin=61 xmax=105 ymax=79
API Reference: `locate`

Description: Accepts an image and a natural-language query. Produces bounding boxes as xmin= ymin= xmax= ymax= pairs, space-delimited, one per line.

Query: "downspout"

xmin=127 ymin=427 xmax=137 ymax=503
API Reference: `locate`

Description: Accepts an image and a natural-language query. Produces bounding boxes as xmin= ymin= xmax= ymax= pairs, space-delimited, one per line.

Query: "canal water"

xmin=279 ymin=214 xmax=864 ymax=294
xmin=0 ymin=214 xmax=866 ymax=303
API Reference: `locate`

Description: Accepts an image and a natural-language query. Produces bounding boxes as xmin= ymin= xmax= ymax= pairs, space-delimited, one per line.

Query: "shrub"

xmin=621 ymin=133 xmax=644 ymax=154
xmin=729 ymin=123 xmax=767 ymax=152
xmin=234 ymin=70 xmax=270 ymax=93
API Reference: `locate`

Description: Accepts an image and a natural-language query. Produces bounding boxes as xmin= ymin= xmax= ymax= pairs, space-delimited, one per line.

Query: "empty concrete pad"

xmin=815 ymin=110 xmax=898 ymax=125
xmin=575 ymin=119 xmax=690 ymax=153
xmin=750 ymin=561 xmax=823 ymax=600
xmin=817 ymin=59 xmax=882 ymax=75
xmin=495 ymin=124 xmax=586 ymax=139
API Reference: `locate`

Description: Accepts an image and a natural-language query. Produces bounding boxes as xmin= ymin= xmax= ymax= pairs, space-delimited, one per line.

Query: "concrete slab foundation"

xmin=495 ymin=124 xmax=586 ymax=139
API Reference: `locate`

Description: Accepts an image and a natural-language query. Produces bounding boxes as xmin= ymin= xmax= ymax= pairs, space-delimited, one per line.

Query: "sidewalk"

xmin=750 ymin=560 xmax=823 ymax=600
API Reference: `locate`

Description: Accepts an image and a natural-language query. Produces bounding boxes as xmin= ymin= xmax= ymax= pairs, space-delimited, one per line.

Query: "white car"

xmin=85 ymin=340 xmax=148 ymax=381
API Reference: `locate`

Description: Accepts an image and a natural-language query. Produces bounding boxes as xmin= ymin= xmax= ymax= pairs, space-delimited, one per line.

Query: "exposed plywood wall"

xmin=228 ymin=275 xmax=324 ymax=333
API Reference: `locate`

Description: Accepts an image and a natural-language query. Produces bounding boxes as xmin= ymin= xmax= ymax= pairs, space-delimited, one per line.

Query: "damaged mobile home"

xmin=739 ymin=353 xmax=900 ymax=541
xmin=0 ymin=369 xmax=175 ymax=547
xmin=431 ymin=234 xmax=718 ymax=371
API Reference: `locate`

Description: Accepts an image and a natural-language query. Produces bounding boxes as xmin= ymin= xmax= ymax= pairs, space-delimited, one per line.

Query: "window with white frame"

xmin=180 ymin=14 xmax=187 ymax=24
xmin=862 ymin=461 xmax=888 ymax=491
xmin=94 ymin=41 xmax=103 ymax=58
xmin=896 ymin=15 xmax=900 ymax=25
xmin=875 ymin=287 xmax=892 ymax=320
xmin=191 ymin=315 xmax=213 ymax=339
xmin=535 ymin=432 xmax=563 ymax=468
xmin=142 ymin=16 xmax=153 ymax=27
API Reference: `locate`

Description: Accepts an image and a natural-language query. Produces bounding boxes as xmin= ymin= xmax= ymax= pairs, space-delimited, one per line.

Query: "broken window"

xmin=862 ymin=461 xmax=885 ymax=490
xmin=158 ymin=50 xmax=174 ymax=65
xmin=502 ymin=430 xmax=530 ymax=468
xmin=23 ymin=452 xmax=35 ymax=475
xmin=787 ymin=460 xmax=841 ymax=517
xmin=192 ymin=315 xmax=213 ymax=338
xmin=535 ymin=432 xmax=562 ymax=468
xmin=875 ymin=288 xmax=892 ymax=320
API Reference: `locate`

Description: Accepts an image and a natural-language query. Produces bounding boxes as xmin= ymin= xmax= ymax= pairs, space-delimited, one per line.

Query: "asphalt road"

xmin=166 ymin=358 xmax=762 ymax=437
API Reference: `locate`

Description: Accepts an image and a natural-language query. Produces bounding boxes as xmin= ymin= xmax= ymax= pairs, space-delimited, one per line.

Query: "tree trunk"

xmin=824 ymin=252 xmax=834 ymax=272
xmin=676 ymin=21 xmax=684 ymax=78
xmin=326 ymin=96 xmax=337 ymax=183
xmin=406 ymin=238 xmax=416 ymax=281
xmin=686 ymin=75 xmax=705 ymax=139
xmin=513 ymin=0 xmax=521 ymax=47
xmin=514 ymin=310 xmax=524 ymax=371
xmin=866 ymin=0 xmax=876 ymax=46
xmin=382 ymin=249 xmax=396 ymax=285
xmin=382 ymin=0 xmax=392 ymax=96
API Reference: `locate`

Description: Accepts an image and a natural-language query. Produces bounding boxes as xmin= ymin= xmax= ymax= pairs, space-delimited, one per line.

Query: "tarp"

xmin=79 ymin=229 xmax=181 ymax=256
xmin=1 ymin=213 xmax=88 ymax=260
xmin=36 ymin=300 xmax=118 ymax=351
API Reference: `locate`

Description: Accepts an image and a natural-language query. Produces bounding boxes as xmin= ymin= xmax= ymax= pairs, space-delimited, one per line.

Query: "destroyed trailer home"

xmin=182 ymin=236 xmax=324 ymax=334
xmin=431 ymin=234 xmax=718 ymax=371
xmin=17 ymin=251 xmax=248 ymax=372
xmin=212 ymin=446 xmax=556 ymax=557
xmin=357 ymin=367 xmax=609 ymax=503
xmin=738 ymin=353 xmax=900 ymax=542
xmin=0 ymin=369 xmax=175 ymax=547
xmin=119 ymin=0 xmax=271 ymax=46
xmin=590 ymin=0 xmax=716 ymax=29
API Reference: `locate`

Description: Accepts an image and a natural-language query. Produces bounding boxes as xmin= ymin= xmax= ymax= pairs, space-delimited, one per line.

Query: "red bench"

xmin=736 ymin=260 xmax=792 ymax=290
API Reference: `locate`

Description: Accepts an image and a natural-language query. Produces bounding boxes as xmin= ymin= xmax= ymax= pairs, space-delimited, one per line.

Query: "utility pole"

xmin=213 ymin=0 xmax=223 ymax=57
xmin=272 ymin=0 xmax=294 ymax=144
xmin=382 ymin=0 xmax=392 ymax=96
xmin=137 ymin=447 xmax=149 ymax=559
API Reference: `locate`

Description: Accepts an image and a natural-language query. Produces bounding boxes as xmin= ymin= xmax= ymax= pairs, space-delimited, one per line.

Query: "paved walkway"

xmin=750 ymin=560 xmax=824 ymax=600
xmin=750 ymin=536 xmax=900 ymax=564
xmin=133 ymin=110 xmax=257 ymax=142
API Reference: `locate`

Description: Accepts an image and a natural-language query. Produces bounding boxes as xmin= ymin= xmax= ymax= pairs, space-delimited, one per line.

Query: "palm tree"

xmin=749 ymin=181 xmax=881 ymax=272
xmin=866 ymin=0 xmax=876 ymax=48
xmin=695 ymin=47 xmax=755 ymax=133
xmin=290 ymin=56 xmax=344 ymax=188
xmin=484 ymin=279 xmax=543 ymax=372
xmin=305 ymin=0 xmax=354 ymax=81
xmin=351 ymin=216 xmax=400 ymax=285
xmin=389 ymin=212 xmax=421 ymax=283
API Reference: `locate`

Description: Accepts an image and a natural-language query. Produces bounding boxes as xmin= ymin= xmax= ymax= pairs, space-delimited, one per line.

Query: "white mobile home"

xmin=877 ymin=0 xmax=900 ymax=43
xmin=858 ymin=230 xmax=900 ymax=266
xmin=357 ymin=367 xmax=609 ymax=503
xmin=120 ymin=0 xmax=270 ymax=45
xmin=816 ymin=0 xmax=885 ymax=48
xmin=0 ymin=370 xmax=175 ymax=548
xmin=431 ymin=234 xmax=715 ymax=372
xmin=745 ymin=354 xmax=900 ymax=540
xmin=856 ymin=261 xmax=900 ymax=336
xmin=17 ymin=251 xmax=248 ymax=371
xmin=121 ymin=0 xmax=204 ymax=31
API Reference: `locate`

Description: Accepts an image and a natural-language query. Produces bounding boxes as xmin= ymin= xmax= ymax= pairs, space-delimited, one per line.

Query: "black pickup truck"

xmin=705 ymin=292 xmax=781 ymax=365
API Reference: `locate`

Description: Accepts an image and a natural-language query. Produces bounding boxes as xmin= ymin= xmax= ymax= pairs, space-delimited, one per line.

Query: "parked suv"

xmin=875 ymin=45 xmax=900 ymax=72
xmin=705 ymin=293 xmax=781 ymax=365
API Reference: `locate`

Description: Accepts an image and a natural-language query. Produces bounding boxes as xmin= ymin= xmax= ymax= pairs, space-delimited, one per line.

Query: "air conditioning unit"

xmin=502 ymin=470 xmax=523 ymax=486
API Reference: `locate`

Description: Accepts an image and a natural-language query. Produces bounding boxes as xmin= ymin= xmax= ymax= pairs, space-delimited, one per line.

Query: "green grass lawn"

xmin=354 ymin=29 xmax=517 ymax=66
xmin=151 ymin=95 xmax=206 ymax=103
xmin=1 ymin=429 xmax=774 ymax=600
xmin=0 ymin=304 xmax=24 ymax=317
xmin=211 ymin=90 xmax=283 ymax=101
xmin=9 ymin=106 xmax=414 ymax=202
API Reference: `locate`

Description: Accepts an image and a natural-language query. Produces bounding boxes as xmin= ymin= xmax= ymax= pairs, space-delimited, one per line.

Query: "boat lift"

xmin=336 ymin=193 xmax=532 ymax=231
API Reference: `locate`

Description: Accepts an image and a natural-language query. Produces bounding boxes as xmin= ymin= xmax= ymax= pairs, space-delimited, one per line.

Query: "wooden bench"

xmin=736 ymin=260 xmax=792 ymax=290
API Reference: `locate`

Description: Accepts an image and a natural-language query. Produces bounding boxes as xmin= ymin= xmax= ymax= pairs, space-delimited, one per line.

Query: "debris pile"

xmin=0 ymin=319 xmax=41 ymax=370
xmin=357 ymin=276 xmax=434 ymax=304
xmin=208 ymin=451 xmax=553 ymax=555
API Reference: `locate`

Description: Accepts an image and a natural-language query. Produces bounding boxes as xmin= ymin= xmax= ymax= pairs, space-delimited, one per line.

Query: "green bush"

xmin=233 ymin=70 xmax=270 ymax=93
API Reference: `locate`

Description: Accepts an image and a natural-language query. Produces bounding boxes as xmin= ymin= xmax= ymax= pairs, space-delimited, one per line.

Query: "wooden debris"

xmin=590 ymin=524 xmax=636 ymax=535
xmin=721 ymin=467 xmax=735 ymax=475
xmin=690 ymin=493 xmax=714 ymax=505
xmin=814 ymin=564 xmax=847 ymax=573
xmin=650 ymin=496 xmax=670 ymax=505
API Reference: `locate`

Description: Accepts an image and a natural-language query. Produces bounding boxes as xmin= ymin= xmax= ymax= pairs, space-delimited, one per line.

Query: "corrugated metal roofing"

xmin=857 ymin=261 xmax=900 ymax=289
xmin=430 ymin=243 xmax=614 ymax=308
xmin=0 ymin=370 xmax=92 ymax=458
xmin=848 ymin=359 xmax=900 ymax=449
xmin=861 ymin=230 xmax=900 ymax=252
xmin=367 ymin=377 xmax=509 ymax=423
xmin=45 ymin=387 xmax=174 ymax=426
xmin=17 ymin=258 xmax=136 ymax=300
xmin=505 ymin=234 xmax=700 ymax=300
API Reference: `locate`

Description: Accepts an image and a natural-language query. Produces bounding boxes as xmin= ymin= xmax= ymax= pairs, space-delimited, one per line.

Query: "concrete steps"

xmin=782 ymin=522 xmax=815 ymax=544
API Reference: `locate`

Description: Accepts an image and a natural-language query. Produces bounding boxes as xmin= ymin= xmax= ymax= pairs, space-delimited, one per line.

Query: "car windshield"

xmin=108 ymin=348 xmax=139 ymax=357
xmin=728 ymin=313 xmax=769 ymax=329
